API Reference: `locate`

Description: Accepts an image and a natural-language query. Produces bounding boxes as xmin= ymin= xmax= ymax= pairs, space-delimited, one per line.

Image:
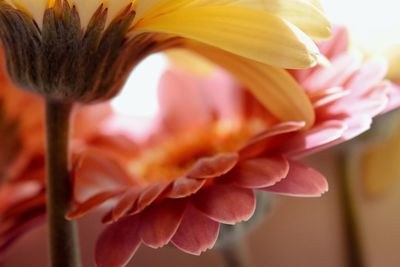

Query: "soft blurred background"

xmin=3 ymin=0 xmax=400 ymax=266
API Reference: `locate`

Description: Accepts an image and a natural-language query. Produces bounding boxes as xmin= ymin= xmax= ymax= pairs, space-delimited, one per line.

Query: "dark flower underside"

xmin=0 ymin=1 xmax=181 ymax=102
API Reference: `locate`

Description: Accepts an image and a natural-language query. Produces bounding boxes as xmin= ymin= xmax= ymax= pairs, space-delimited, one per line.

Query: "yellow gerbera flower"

xmin=0 ymin=0 xmax=330 ymax=125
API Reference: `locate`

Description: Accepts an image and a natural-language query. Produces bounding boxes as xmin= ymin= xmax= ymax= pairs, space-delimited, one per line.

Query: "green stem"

xmin=45 ymin=99 xmax=81 ymax=267
xmin=337 ymin=152 xmax=365 ymax=267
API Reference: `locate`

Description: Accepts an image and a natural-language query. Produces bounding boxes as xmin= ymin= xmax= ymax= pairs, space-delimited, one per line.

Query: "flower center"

xmin=129 ymin=118 xmax=267 ymax=183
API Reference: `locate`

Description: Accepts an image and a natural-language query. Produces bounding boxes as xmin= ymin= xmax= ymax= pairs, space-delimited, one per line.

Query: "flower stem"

xmin=337 ymin=152 xmax=365 ymax=267
xmin=45 ymin=99 xmax=81 ymax=267
xmin=220 ymin=241 xmax=251 ymax=267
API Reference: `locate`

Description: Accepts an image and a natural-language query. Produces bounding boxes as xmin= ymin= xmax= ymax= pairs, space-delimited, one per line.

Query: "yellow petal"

xmin=7 ymin=0 xmax=48 ymax=25
xmin=259 ymin=0 xmax=331 ymax=39
xmin=308 ymin=0 xmax=326 ymax=12
xmin=184 ymin=41 xmax=315 ymax=127
xmin=361 ymin=117 xmax=400 ymax=197
xmin=166 ymin=49 xmax=216 ymax=77
xmin=104 ymin=0 xmax=134 ymax=26
xmin=137 ymin=0 xmax=330 ymax=39
xmin=72 ymin=0 xmax=103 ymax=27
xmin=215 ymin=0 xmax=331 ymax=39
xmin=134 ymin=6 xmax=320 ymax=68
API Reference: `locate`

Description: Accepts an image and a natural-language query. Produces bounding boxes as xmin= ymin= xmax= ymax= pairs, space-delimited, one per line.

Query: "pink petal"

xmin=158 ymin=70 xmax=212 ymax=131
xmin=88 ymin=134 xmax=141 ymax=160
xmin=239 ymin=121 xmax=306 ymax=160
xmin=318 ymin=26 xmax=349 ymax=59
xmin=284 ymin=116 xmax=372 ymax=156
xmin=289 ymin=27 xmax=350 ymax=84
xmin=96 ymin=216 xmax=141 ymax=267
xmin=345 ymin=58 xmax=388 ymax=96
xmin=191 ymin=184 xmax=255 ymax=224
xmin=167 ymin=177 xmax=206 ymax=199
xmin=321 ymin=88 xmax=388 ymax=118
xmin=139 ymin=199 xmax=186 ymax=248
xmin=171 ymin=204 xmax=220 ymax=255
xmin=229 ymin=156 xmax=289 ymax=188
xmin=278 ymin=120 xmax=346 ymax=158
xmin=129 ymin=183 xmax=168 ymax=215
xmin=111 ymin=189 xmax=141 ymax=222
xmin=340 ymin=115 xmax=373 ymax=141
xmin=261 ymin=161 xmax=328 ymax=197
xmin=66 ymin=191 xmax=123 ymax=220
xmin=72 ymin=151 xmax=135 ymax=203
xmin=302 ymin=53 xmax=362 ymax=93
xmin=384 ymin=82 xmax=400 ymax=113
xmin=312 ymin=86 xmax=349 ymax=108
xmin=202 ymin=70 xmax=243 ymax=120
xmin=187 ymin=153 xmax=238 ymax=179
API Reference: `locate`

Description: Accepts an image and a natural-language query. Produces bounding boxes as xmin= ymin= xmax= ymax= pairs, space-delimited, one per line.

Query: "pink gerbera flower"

xmin=67 ymin=27 xmax=397 ymax=267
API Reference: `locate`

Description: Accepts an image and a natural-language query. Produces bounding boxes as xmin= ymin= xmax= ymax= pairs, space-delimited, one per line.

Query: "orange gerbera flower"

xmin=67 ymin=27 xmax=398 ymax=267
xmin=0 ymin=50 xmax=112 ymax=255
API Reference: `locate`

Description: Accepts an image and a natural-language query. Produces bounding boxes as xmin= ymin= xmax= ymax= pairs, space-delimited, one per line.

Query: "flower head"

xmin=0 ymin=0 xmax=329 ymax=113
xmin=66 ymin=26 xmax=396 ymax=267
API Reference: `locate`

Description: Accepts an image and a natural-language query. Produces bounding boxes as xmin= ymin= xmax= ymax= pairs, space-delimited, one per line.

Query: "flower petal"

xmin=139 ymin=199 xmax=186 ymax=248
xmin=345 ymin=58 xmax=388 ymax=97
xmin=229 ymin=156 xmax=289 ymax=188
xmin=66 ymin=191 xmax=122 ymax=220
xmin=158 ymin=69 xmax=214 ymax=131
xmin=278 ymin=120 xmax=346 ymax=157
xmin=187 ymin=42 xmax=315 ymax=126
xmin=187 ymin=153 xmax=238 ymax=179
xmin=317 ymin=26 xmax=349 ymax=59
xmin=167 ymin=177 xmax=206 ymax=199
xmin=239 ymin=121 xmax=306 ymax=159
xmin=302 ymin=52 xmax=362 ymax=93
xmin=8 ymin=0 xmax=48 ymax=27
xmin=171 ymin=204 xmax=220 ymax=255
xmin=72 ymin=150 xmax=135 ymax=203
xmin=239 ymin=0 xmax=331 ymax=39
xmin=129 ymin=183 xmax=168 ymax=215
xmin=95 ymin=215 xmax=141 ymax=267
xmin=261 ymin=161 xmax=328 ymax=197
xmin=136 ymin=6 xmax=320 ymax=68
xmin=111 ymin=189 xmax=141 ymax=222
xmin=192 ymin=184 xmax=256 ymax=224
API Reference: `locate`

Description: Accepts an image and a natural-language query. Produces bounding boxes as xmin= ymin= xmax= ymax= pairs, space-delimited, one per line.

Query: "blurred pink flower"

xmin=0 ymin=51 xmax=112 ymax=256
xmin=67 ymin=26 xmax=397 ymax=267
